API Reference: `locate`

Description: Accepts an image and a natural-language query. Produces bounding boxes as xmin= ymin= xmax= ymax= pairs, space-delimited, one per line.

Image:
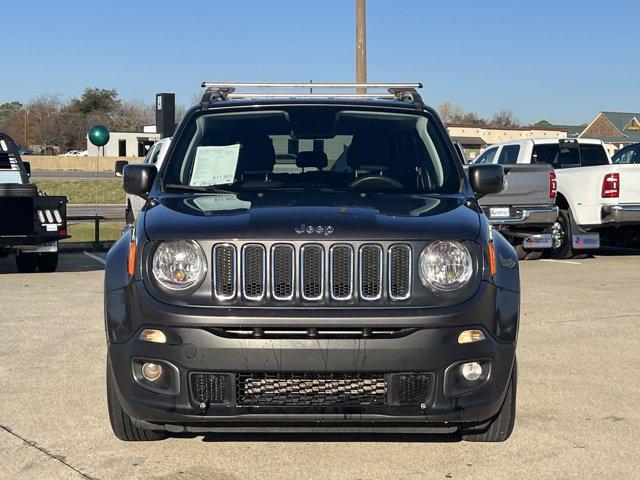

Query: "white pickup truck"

xmin=475 ymin=138 xmax=640 ymax=258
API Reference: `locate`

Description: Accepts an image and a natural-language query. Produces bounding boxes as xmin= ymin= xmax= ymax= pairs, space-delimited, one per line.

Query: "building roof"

xmin=585 ymin=112 xmax=640 ymax=143
xmin=451 ymin=136 xmax=487 ymax=146
xmin=600 ymin=111 xmax=640 ymax=132
xmin=543 ymin=124 xmax=585 ymax=137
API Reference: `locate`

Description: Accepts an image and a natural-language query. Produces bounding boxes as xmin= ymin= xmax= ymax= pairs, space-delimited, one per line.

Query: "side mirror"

xmin=115 ymin=160 xmax=129 ymax=178
xmin=467 ymin=164 xmax=505 ymax=198
xmin=22 ymin=161 xmax=31 ymax=177
xmin=123 ymin=164 xmax=157 ymax=197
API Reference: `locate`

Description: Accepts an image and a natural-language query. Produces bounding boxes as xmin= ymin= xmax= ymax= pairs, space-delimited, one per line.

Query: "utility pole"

xmin=355 ymin=0 xmax=367 ymax=93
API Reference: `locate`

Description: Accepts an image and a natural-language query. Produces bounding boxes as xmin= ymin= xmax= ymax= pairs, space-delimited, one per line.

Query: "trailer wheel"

xmin=15 ymin=251 xmax=38 ymax=273
xmin=37 ymin=252 xmax=59 ymax=272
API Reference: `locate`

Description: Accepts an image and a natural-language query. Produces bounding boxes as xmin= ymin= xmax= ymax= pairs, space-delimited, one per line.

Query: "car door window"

xmin=497 ymin=145 xmax=520 ymax=165
xmin=579 ymin=144 xmax=609 ymax=166
xmin=144 ymin=144 xmax=157 ymax=163
xmin=475 ymin=147 xmax=498 ymax=164
xmin=149 ymin=146 xmax=162 ymax=165
xmin=613 ymin=146 xmax=639 ymax=164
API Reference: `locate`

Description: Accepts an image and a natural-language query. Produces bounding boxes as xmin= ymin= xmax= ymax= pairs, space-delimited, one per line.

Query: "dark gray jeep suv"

xmin=105 ymin=82 xmax=519 ymax=442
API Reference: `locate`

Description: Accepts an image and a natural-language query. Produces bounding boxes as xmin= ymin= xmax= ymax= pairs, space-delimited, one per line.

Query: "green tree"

xmin=0 ymin=101 xmax=23 ymax=119
xmin=534 ymin=120 xmax=551 ymax=126
xmin=68 ymin=87 xmax=120 ymax=114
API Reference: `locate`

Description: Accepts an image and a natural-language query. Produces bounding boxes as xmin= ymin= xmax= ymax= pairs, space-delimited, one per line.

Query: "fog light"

xmin=139 ymin=329 xmax=167 ymax=344
xmin=460 ymin=362 xmax=483 ymax=381
xmin=141 ymin=362 xmax=163 ymax=382
xmin=458 ymin=329 xmax=486 ymax=344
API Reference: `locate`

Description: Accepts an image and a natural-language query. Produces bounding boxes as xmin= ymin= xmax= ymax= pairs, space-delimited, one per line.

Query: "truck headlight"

xmin=152 ymin=240 xmax=207 ymax=291
xmin=418 ymin=241 xmax=472 ymax=291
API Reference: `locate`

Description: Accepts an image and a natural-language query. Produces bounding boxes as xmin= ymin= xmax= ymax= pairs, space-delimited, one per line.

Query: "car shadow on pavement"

xmin=196 ymin=432 xmax=462 ymax=443
xmin=0 ymin=251 xmax=106 ymax=274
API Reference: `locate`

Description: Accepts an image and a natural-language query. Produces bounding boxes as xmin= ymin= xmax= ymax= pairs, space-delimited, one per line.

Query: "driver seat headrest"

xmin=236 ymin=135 xmax=276 ymax=175
xmin=296 ymin=151 xmax=328 ymax=170
xmin=347 ymin=133 xmax=395 ymax=172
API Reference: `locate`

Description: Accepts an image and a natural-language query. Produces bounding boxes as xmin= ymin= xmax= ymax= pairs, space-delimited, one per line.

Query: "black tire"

xmin=0 ymin=183 xmax=37 ymax=197
xmin=37 ymin=252 xmax=59 ymax=272
xmin=107 ymin=360 xmax=167 ymax=442
xmin=550 ymin=209 xmax=574 ymax=259
xmin=15 ymin=251 xmax=38 ymax=273
xmin=463 ymin=360 xmax=517 ymax=442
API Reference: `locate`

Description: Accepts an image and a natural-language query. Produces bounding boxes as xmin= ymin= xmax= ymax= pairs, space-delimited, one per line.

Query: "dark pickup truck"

xmin=105 ymin=82 xmax=519 ymax=443
xmin=0 ymin=132 xmax=69 ymax=272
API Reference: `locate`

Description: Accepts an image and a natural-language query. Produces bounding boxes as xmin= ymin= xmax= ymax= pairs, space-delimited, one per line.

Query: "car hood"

xmin=143 ymin=191 xmax=481 ymax=241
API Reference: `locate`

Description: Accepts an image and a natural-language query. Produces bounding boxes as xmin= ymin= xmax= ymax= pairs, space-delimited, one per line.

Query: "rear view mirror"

xmin=467 ymin=164 xmax=505 ymax=198
xmin=115 ymin=160 xmax=129 ymax=178
xmin=123 ymin=164 xmax=157 ymax=197
xmin=22 ymin=161 xmax=31 ymax=177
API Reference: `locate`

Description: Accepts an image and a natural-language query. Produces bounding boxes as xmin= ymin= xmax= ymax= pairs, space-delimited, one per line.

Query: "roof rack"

xmin=199 ymin=82 xmax=424 ymax=105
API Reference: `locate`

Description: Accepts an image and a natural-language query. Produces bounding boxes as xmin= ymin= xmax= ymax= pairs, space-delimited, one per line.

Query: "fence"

xmin=24 ymin=155 xmax=144 ymax=172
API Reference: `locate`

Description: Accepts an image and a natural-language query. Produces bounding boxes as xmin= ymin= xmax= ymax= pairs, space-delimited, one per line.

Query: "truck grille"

xmin=212 ymin=242 xmax=412 ymax=304
xmin=236 ymin=372 xmax=388 ymax=407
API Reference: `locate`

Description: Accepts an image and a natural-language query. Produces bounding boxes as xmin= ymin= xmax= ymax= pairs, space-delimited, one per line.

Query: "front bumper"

xmin=601 ymin=204 xmax=640 ymax=226
xmin=107 ymin=281 xmax=518 ymax=432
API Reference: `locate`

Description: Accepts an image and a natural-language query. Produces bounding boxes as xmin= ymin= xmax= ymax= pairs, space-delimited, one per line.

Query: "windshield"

xmin=163 ymin=107 xmax=461 ymax=194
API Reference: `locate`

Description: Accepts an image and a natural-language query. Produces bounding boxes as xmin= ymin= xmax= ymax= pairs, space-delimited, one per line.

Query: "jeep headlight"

xmin=152 ymin=240 xmax=207 ymax=291
xmin=418 ymin=241 xmax=472 ymax=291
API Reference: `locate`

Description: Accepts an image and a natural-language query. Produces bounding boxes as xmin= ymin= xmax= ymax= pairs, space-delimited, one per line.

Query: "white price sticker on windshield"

xmin=190 ymin=144 xmax=240 ymax=186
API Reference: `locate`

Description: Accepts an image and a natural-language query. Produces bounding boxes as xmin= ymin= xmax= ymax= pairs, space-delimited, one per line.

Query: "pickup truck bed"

xmin=468 ymin=161 xmax=558 ymax=257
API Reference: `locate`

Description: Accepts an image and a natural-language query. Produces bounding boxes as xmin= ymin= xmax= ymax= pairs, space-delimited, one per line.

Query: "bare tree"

xmin=490 ymin=110 xmax=519 ymax=128
xmin=437 ymin=102 xmax=464 ymax=124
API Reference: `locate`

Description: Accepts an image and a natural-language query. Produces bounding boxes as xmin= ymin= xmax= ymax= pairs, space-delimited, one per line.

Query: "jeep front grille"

xmin=242 ymin=244 xmax=265 ymax=300
xmin=301 ymin=244 xmax=324 ymax=301
xmin=389 ymin=244 xmax=412 ymax=300
xmin=330 ymin=244 xmax=354 ymax=300
xmin=213 ymin=244 xmax=236 ymax=300
xmin=236 ymin=372 xmax=388 ymax=407
xmin=212 ymin=242 xmax=412 ymax=303
xmin=271 ymin=244 xmax=294 ymax=300
xmin=360 ymin=244 xmax=383 ymax=300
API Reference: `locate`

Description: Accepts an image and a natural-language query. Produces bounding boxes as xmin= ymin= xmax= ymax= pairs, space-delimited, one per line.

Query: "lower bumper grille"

xmin=191 ymin=373 xmax=226 ymax=404
xmin=236 ymin=373 xmax=388 ymax=407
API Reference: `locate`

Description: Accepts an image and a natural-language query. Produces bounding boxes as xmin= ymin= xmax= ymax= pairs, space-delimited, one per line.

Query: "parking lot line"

xmin=83 ymin=251 xmax=106 ymax=265
xmin=539 ymin=259 xmax=582 ymax=265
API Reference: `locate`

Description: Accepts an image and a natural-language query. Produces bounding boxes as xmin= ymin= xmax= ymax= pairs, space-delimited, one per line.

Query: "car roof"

xmin=486 ymin=138 xmax=604 ymax=148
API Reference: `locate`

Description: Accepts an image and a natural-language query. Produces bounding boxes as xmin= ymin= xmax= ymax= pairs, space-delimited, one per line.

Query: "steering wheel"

xmin=349 ymin=175 xmax=403 ymax=190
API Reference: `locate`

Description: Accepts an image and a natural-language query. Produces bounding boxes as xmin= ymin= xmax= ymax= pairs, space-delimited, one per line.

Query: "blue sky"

xmin=2 ymin=0 xmax=637 ymax=124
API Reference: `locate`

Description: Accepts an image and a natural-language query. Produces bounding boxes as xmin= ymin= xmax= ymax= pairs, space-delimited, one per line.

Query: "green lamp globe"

xmin=88 ymin=125 xmax=110 ymax=147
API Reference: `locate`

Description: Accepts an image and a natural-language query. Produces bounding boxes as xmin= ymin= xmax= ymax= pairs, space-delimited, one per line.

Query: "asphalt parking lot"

xmin=1 ymin=250 xmax=639 ymax=480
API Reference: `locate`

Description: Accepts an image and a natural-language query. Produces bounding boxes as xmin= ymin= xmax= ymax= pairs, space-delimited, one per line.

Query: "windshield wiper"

xmin=162 ymin=183 xmax=237 ymax=194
